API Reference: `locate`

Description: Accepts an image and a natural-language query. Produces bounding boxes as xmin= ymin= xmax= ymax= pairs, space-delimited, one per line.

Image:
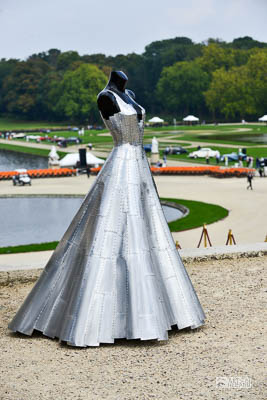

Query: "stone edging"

xmin=1 ymin=248 xmax=266 ymax=287
xmin=160 ymin=200 xmax=189 ymax=219
xmin=182 ymin=250 xmax=267 ymax=263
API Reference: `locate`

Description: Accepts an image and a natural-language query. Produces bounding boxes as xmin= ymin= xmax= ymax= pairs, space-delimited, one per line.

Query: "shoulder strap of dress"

xmin=106 ymin=89 xmax=144 ymax=115
xmin=106 ymin=89 xmax=126 ymax=108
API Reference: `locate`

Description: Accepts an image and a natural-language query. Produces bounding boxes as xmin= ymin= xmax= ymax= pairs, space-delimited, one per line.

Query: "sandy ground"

xmin=1 ymin=174 xmax=266 ymax=249
xmin=0 ymin=256 xmax=266 ymax=400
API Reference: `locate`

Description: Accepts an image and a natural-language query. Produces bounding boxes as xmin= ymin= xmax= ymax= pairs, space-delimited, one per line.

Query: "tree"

xmin=205 ymin=49 xmax=267 ymax=119
xmin=0 ymin=59 xmax=19 ymax=113
xmin=230 ymin=36 xmax=267 ymax=50
xmin=28 ymin=49 xmax=61 ymax=68
xmin=246 ymin=49 xmax=267 ymax=114
xmin=204 ymin=66 xmax=253 ymax=119
xmin=197 ymin=43 xmax=235 ymax=73
xmin=50 ymin=63 xmax=107 ymax=122
xmin=56 ymin=51 xmax=81 ymax=71
xmin=3 ymin=59 xmax=51 ymax=119
xmin=142 ymin=37 xmax=203 ymax=112
xmin=156 ymin=61 xmax=209 ymax=117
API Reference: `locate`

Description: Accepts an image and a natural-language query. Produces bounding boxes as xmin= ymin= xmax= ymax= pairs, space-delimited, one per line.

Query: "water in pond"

xmin=0 ymin=197 xmax=184 ymax=247
xmin=0 ymin=149 xmax=48 ymax=171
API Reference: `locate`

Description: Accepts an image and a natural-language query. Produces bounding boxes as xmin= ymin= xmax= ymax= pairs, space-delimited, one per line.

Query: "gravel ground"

xmin=0 ymin=256 xmax=266 ymax=400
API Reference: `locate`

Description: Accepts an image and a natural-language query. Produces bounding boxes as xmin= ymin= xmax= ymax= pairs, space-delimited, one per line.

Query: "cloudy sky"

xmin=0 ymin=0 xmax=266 ymax=60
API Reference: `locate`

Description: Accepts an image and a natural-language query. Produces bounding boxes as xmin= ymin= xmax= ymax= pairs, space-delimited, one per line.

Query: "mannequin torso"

xmin=97 ymin=71 xmax=143 ymax=121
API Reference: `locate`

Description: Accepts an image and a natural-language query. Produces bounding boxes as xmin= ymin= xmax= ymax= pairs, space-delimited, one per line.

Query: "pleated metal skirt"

xmin=9 ymin=144 xmax=205 ymax=346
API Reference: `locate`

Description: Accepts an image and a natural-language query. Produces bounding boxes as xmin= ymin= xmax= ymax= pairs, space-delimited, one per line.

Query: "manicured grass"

xmin=0 ymin=118 xmax=68 ymax=130
xmin=175 ymin=125 xmax=267 ymax=146
xmin=161 ymin=198 xmax=229 ymax=232
xmin=147 ymin=123 xmax=266 ymax=133
xmin=44 ymin=130 xmax=112 ymax=144
xmin=246 ymin=148 xmax=267 ymax=158
xmin=1 ymin=120 xmax=266 ymax=165
xmin=0 ymin=143 xmax=67 ymax=158
xmin=0 ymin=197 xmax=228 ymax=254
xmin=154 ymin=142 xmax=191 ymax=148
xmin=0 ymin=241 xmax=59 ymax=255
xmin=151 ymin=124 xmax=267 ymax=147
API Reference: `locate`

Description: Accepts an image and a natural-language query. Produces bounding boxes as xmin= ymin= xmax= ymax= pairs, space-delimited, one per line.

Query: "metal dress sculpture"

xmin=9 ymin=90 xmax=205 ymax=346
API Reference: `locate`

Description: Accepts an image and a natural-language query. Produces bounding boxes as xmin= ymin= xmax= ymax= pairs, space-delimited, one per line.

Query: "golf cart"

xmin=12 ymin=169 xmax=31 ymax=186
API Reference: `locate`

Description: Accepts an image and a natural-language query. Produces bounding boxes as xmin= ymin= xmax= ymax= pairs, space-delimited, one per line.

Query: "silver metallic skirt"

xmin=9 ymin=143 xmax=205 ymax=346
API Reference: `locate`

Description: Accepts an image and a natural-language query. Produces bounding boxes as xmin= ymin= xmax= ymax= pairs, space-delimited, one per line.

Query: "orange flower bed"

xmin=91 ymin=165 xmax=255 ymax=178
xmin=150 ymin=166 xmax=255 ymax=178
xmin=0 ymin=168 xmax=76 ymax=180
xmin=0 ymin=166 xmax=255 ymax=180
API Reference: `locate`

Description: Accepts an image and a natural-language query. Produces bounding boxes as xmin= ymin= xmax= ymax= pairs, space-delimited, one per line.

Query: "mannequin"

xmin=97 ymin=71 xmax=142 ymax=121
xmin=8 ymin=70 xmax=205 ymax=347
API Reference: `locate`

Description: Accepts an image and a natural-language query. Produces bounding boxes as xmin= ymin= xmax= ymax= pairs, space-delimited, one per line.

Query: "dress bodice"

xmin=100 ymin=90 xmax=145 ymax=147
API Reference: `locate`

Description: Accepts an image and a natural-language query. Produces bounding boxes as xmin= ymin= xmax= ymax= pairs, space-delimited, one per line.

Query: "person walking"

xmin=162 ymin=154 xmax=167 ymax=167
xmin=247 ymin=173 xmax=253 ymax=190
xmin=86 ymin=166 xmax=91 ymax=178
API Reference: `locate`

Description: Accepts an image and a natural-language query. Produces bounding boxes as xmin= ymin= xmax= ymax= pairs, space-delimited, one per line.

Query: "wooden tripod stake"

xmin=197 ymin=224 xmax=212 ymax=248
xmin=226 ymin=229 xmax=236 ymax=245
xmin=175 ymin=240 xmax=181 ymax=249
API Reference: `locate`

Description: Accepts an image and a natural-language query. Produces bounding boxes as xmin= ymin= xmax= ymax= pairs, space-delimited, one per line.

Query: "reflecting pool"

xmin=0 ymin=197 xmax=184 ymax=246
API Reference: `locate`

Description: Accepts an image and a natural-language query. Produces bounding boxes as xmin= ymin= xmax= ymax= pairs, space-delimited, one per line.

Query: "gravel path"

xmin=0 ymin=256 xmax=266 ymax=400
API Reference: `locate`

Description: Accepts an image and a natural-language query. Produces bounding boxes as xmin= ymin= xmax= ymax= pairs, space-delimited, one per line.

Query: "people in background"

xmin=247 ymin=173 xmax=253 ymax=190
xmin=86 ymin=166 xmax=91 ymax=178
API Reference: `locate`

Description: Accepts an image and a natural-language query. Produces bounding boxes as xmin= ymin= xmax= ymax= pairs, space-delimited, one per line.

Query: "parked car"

xmin=11 ymin=133 xmax=26 ymax=139
xmin=220 ymin=152 xmax=247 ymax=162
xmin=58 ymin=137 xmax=82 ymax=147
xmin=26 ymin=135 xmax=42 ymax=142
xmin=12 ymin=169 xmax=31 ymax=186
xmin=189 ymin=148 xmax=220 ymax=159
xmin=51 ymin=136 xmax=65 ymax=143
xmin=164 ymin=146 xmax=188 ymax=155
xmin=143 ymin=144 xmax=152 ymax=153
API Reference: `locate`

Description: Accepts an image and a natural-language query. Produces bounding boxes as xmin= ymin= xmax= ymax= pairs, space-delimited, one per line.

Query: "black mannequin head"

xmin=107 ymin=71 xmax=128 ymax=92
xmin=98 ymin=70 xmax=142 ymax=120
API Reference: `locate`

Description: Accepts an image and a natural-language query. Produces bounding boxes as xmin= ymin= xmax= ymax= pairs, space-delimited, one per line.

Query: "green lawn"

xmin=0 ymin=197 xmax=228 ymax=254
xmin=162 ymin=198 xmax=229 ymax=232
xmin=1 ymin=118 xmax=267 ymax=166
xmin=0 ymin=241 xmax=59 ymax=255
xmin=0 ymin=143 xmax=67 ymax=159
xmin=171 ymin=125 xmax=267 ymax=146
xmin=0 ymin=118 xmax=68 ymax=130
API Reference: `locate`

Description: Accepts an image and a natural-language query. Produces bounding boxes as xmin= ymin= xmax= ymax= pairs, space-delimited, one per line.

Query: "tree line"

xmin=0 ymin=36 xmax=266 ymax=124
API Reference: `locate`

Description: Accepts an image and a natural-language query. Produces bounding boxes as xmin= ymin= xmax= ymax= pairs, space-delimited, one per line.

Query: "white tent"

xmin=258 ymin=115 xmax=267 ymax=122
xmin=183 ymin=115 xmax=199 ymax=122
xmin=148 ymin=116 xmax=164 ymax=124
xmin=59 ymin=152 xmax=105 ymax=168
